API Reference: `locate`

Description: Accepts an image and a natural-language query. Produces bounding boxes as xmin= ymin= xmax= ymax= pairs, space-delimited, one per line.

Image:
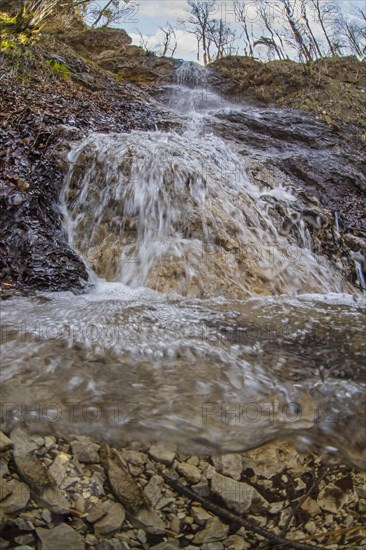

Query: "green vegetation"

xmin=46 ymin=58 xmax=70 ymax=80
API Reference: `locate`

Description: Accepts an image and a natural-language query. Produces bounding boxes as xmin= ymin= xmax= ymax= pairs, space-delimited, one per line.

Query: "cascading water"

xmin=1 ymin=61 xmax=365 ymax=469
xmin=63 ymin=65 xmax=347 ymax=298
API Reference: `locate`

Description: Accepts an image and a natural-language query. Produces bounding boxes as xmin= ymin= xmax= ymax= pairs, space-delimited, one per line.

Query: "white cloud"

xmin=136 ymin=0 xmax=188 ymax=19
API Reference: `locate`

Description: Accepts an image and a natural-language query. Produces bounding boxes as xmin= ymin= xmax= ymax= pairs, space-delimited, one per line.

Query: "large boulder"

xmin=62 ymin=27 xmax=132 ymax=57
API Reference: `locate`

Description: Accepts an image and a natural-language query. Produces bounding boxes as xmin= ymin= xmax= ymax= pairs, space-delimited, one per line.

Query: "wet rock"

xmin=99 ymin=443 xmax=147 ymax=514
xmin=192 ymin=479 xmax=210 ymax=499
xmin=149 ymin=442 xmax=176 ymax=466
xmin=0 ymin=477 xmax=12 ymax=500
xmin=177 ymin=462 xmax=201 ymax=484
xmin=10 ymin=428 xmax=70 ymax=513
xmin=86 ymin=499 xmax=109 ymax=523
xmin=150 ymin=543 xmax=181 ymax=550
xmin=44 ymin=437 xmax=56 ymax=451
xmin=71 ymin=436 xmax=100 ymax=464
xmin=14 ymin=451 xmax=52 ymax=490
xmin=85 ymin=534 xmax=98 ymax=546
xmin=89 ymin=473 xmax=106 ymax=497
xmin=94 ymin=502 xmax=125 ymax=535
xmin=169 ymin=514 xmax=180 ymax=533
xmin=224 ymin=534 xmax=247 ymax=549
xmin=300 ymin=497 xmax=321 ymax=517
xmin=221 ymin=454 xmax=243 ymax=481
xmin=202 ymin=543 xmax=224 ymax=550
xmin=210 ymin=472 xmax=268 ymax=514
xmin=48 ymin=453 xmax=70 ymax=486
xmin=11 ymin=517 xmax=35 ymax=532
xmin=193 ymin=517 xmax=229 ymax=544
xmin=191 ymin=505 xmax=212 ymax=525
xmin=38 ymin=485 xmax=71 ymax=515
xmin=0 ymin=433 xmax=12 ymax=451
xmin=10 ymin=428 xmax=39 ymax=456
xmin=317 ymin=482 xmax=356 ymax=513
xmin=0 ymin=458 xmax=10 ymax=478
xmin=0 ymin=479 xmax=30 ymax=514
xmin=143 ymin=474 xmax=164 ymax=507
xmin=96 ymin=539 xmax=125 ymax=550
xmin=241 ymin=440 xmax=306 ymax=478
xmin=304 ymin=519 xmax=317 ymax=534
xmin=131 ymin=504 xmax=166 ymax=535
xmin=36 ymin=523 xmax=85 ymax=550
xmin=121 ymin=450 xmax=146 ymax=467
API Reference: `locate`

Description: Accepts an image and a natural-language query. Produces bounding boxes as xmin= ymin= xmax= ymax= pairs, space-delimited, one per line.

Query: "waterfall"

xmin=63 ymin=75 xmax=348 ymax=298
xmin=174 ymin=60 xmax=208 ymax=87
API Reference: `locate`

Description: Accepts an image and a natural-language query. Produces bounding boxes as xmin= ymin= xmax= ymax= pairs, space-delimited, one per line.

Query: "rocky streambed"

xmin=1 ymin=430 xmax=366 ymax=550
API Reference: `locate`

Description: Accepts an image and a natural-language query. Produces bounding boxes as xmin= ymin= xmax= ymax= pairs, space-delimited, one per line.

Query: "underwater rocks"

xmin=1 ymin=432 xmax=366 ymax=549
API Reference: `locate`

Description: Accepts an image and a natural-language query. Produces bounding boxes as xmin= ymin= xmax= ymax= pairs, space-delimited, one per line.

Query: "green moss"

xmin=46 ymin=59 xmax=70 ymax=80
xmin=0 ymin=38 xmax=11 ymax=50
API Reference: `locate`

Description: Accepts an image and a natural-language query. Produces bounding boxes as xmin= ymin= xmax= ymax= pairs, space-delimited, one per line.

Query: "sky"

xmin=113 ymin=0 xmax=364 ymax=62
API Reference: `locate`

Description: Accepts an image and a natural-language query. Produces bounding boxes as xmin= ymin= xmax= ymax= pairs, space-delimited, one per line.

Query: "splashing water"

xmin=174 ymin=60 xmax=208 ymax=88
xmin=1 ymin=65 xmax=365 ymax=468
xmin=63 ymin=88 xmax=348 ymax=298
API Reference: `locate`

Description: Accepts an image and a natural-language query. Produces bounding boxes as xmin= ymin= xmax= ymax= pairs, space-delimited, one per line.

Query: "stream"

xmin=1 ymin=63 xmax=365 ymax=469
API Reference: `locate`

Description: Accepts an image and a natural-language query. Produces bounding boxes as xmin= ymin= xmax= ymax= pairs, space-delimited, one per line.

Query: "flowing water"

xmin=1 ymin=62 xmax=366 ymax=468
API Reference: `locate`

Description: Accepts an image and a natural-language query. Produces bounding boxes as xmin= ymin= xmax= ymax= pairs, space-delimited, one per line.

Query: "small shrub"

xmin=46 ymin=59 xmax=70 ymax=80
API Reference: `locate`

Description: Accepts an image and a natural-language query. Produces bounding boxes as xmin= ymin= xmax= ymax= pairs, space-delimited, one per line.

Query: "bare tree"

xmin=0 ymin=0 xmax=131 ymax=33
xmin=257 ymin=0 xmax=286 ymax=60
xmin=300 ymin=0 xmax=323 ymax=58
xmin=337 ymin=10 xmax=365 ymax=59
xmin=207 ymin=17 xmax=237 ymax=60
xmin=179 ymin=0 xmax=217 ymax=64
xmin=308 ymin=0 xmax=340 ymax=56
xmin=134 ymin=29 xmax=157 ymax=54
xmin=159 ymin=23 xmax=178 ymax=57
xmin=233 ymin=0 xmax=254 ymax=57
xmin=83 ymin=0 xmax=133 ymax=28
xmin=254 ymin=36 xmax=280 ymax=60
xmin=277 ymin=0 xmax=313 ymax=62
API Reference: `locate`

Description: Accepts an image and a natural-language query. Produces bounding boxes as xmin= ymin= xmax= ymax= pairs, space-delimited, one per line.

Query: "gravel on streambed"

xmin=1 ymin=430 xmax=365 ymax=549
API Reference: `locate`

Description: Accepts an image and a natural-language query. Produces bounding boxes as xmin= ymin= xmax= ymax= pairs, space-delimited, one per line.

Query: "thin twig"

xmin=162 ymin=472 xmax=321 ymax=550
xmin=281 ymin=470 xmax=328 ymax=537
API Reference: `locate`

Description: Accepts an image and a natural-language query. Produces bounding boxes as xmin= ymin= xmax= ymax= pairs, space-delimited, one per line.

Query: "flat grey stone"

xmin=148 ymin=442 xmax=176 ymax=465
xmin=131 ymin=504 xmax=165 ymax=535
xmin=193 ymin=517 xmax=229 ymax=544
xmin=36 ymin=523 xmax=85 ymax=550
xmin=71 ymin=436 xmax=100 ymax=464
xmin=0 ymin=479 xmax=30 ymax=514
xmin=94 ymin=502 xmax=125 ymax=535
